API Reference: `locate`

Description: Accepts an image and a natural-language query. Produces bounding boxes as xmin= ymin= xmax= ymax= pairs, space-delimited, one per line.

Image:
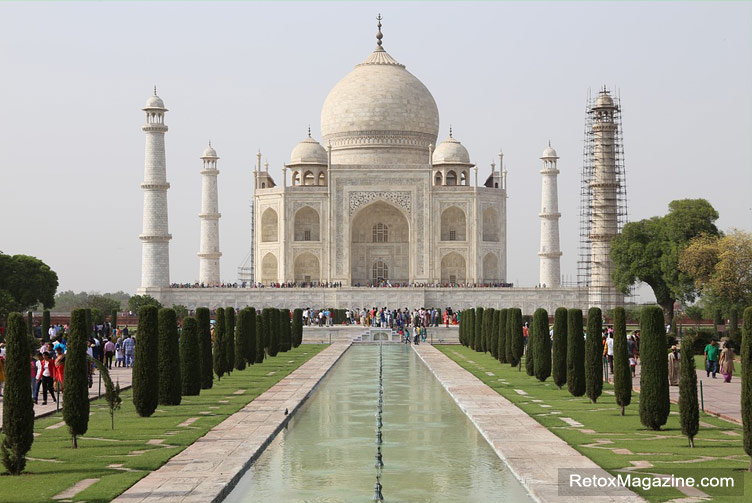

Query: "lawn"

xmin=0 ymin=344 xmax=326 ymax=503
xmin=437 ymin=345 xmax=750 ymax=502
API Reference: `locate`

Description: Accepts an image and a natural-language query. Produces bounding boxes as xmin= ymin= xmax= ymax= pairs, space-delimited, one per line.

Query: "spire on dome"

xmin=376 ymin=13 xmax=383 ymax=48
xmin=449 ymin=125 xmax=453 ymax=138
xmin=153 ymin=85 xmax=157 ymax=96
xmin=308 ymin=125 xmax=312 ymax=138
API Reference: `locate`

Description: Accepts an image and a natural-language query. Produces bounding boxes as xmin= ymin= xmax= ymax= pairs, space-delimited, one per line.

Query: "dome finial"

xmin=153 ymin=85 xmax=157 ymax=96
xmin=376 ymin=13 xmax=383 ymax=47
xmin=548 ymin=139 xmax=551 ymax=147
xmin=208 ymin=140 xmax=212 ymax=147
xmin=308 ymin=124 xmax=311 ymax=138
xmin=449 ymin=125 xmax=453 ymax=138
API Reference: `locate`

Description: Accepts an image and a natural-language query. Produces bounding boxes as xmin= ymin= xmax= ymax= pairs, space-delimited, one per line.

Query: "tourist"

xmin=606 ymin=332 xmax=614 ymax=373
xmin=719 ymin=341 xmax=735 ymax=383
xmin=104 ymin=338 xmax=116 ymax=369
xmin=704 ymin=339 xmax=720 ymax=378
xmin=123 ymin=333 xmax=136 ymax=367
xmin=115 ymin=337 xmax=125 ymax=367
xmin=36 ymin=351 xmax=56 ymax=405
xmin=31 ymin=354 xmax=40 ymax=402
xmin=0 ymin=348 xmax=5 ymax=397
xmin=54 ymin=346 xmax=65 ymax=392
xmin=668 ymin=345 xmax=680 ymax=386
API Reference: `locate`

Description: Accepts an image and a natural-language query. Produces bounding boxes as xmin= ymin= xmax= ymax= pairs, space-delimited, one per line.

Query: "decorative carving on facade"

xmin=349 ymin=191 xmax=412 ymax=216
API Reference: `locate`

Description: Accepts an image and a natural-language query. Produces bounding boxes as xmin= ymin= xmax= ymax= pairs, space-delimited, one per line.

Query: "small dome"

xmin=433 ymin=136 xmax=471 ymax=165
xmin=289 ymin=136 xmax=327 ymax=165
xmin=144 ymin=94 xmax=165 ymax=109
xmin=595 ymin=90 xmax=614 ymax=108
xmin=201 ymin=143 xmax=218 ymax=158
xmin=541 ymin=144 xmax=558 ymax=159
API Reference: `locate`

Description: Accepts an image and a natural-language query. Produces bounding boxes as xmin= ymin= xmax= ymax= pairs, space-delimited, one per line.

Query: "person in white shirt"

xmin=36 ymin=352 xmax=56 ymax=405
xmin=606 ymin=334 xmax=615 ymax=374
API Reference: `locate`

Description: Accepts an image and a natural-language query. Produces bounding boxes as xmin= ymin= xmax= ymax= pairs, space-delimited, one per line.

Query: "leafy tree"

xmin=552 ymin=307 xmax=568 ymax=389
xmin=213 ymin=307 xmax=227 ymax=381
xmin=63 ymin=309 xmax=90 ymax=448
xmin=1 ymin=313 xmax=34 ymax=474
xmin=474 ymin=307 xmax=484 ymax=352
xmin=612 ymin=307 xmax=631 ymax=415
xmin=532 ymin=308 xmax=551 ymax=382
xmin=87 ymin=295 xmax=120 ymax=317
xmin=490 ymin=309 xmax=500 ymax=359
xmin=611 ymin=199 xmax=719 ymax=326
xmin=133 ymin=305 xmax=159 ymax=417
xmin=0 ymin=253 xmax=58 ymax=320
xmin=639 ymin=306 xmax=670 ymax=430
xmin=158 ymin=308 xmax=181 ymax=406
xmin=679 ymin=335 xmax=699 ymax=447
xmin=585 ymin=307 xmax=603 ymax=403
xmin=293 ymin=308 xmax=303 ymax=348
xmin=498 ymin=308 xmax=508 ymax=363
xmin=255 ymin=311 xmax=265 ymax=363
xmin=225 ymin=307 xmax=235 ymax=375
xmin=180 ymin=317 xmax=201 ymax=396
xmin=127 ymin=294 xmax=162 ymax=314
xmin=508 ymin=308 xmax=524 ymax=369
xmin=195 ymin=307 xmax=213 ymax=389
xmin=741 ymin=307 xmax=752 ymax=471
xmin=173 ymin=304 xmax=189 ymax=320
xmin=567 ymin=309 xmax=586 ymax=397
xmin=684 ymin=305 xmax=704 ymax=334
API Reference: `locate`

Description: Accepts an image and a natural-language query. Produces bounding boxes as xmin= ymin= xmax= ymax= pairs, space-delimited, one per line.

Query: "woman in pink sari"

xmin=719 ymin=342 xmax=735 ymax=383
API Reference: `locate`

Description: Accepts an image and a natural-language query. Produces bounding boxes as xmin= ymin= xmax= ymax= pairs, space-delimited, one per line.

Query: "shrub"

xmin=490 ymin=309 xmax=500 ymax=359
xmin=525 ymin=315 xmax=536 ymax=377
xmin=64 ymin=309 xmax=90 ymax=447
xmin=639 ymin=306 xmax=670 ymax=430
xmin=460 ymin=310 xmax=468 ymax=346
xmin=474 ymin=307 xmax=484 ymax=352
xmin=0 ymin=313 xmax=34 ymax=474
xmin=585 ymin=307 xmax=603 ymax=404
xmin=157 ymin=308 xmax=181 ymax=406
xmin=464 ymin=309 xmax=475 ymax=350
xmin=612 ymin=307 xmax=631 ymax=415
xmin=246 ymin=307 xmax=258 ymax=364
xmin=679 ymin=335 xmax=699 ymax=447
xmin=225 ymin=307 xmax=235 ymax=375
xmin=293 ymin=308 xmax=303 ymax=348
xmin=508 ymin=308 xmax=524 ymax=369
xmin=741 ymin=307 xmax=752 ymax=470
xmin=533 ymin=308 xmax=551 ymax=382
xmin=195 ymin=307 xmax=213 ymax=389
xmin=498 ymin=309 xmax=508 ymax=364
xmin=213 ymin=307 xmax=226 ymax=381
xmin=235 ymin=308 xmax=248 ymax=371
xmin=255 ymin=310 xmax=265 ymax=363
xmin=180 ymin=316 xmax=201 ymax=396
xmin=552 ymin=307 xmax=567 ymax=389
xmin=280 ymin=309 xmax=291 ymax=352
xmin=268 ymin=309 xmax=280 ymax=357
xmin=567 ymin=309 xmax=586 ymax=397
xmin=262 ymin=308 xmax=273 ymax=352
xmin=133 ymin=305 xmax=159 ymax=417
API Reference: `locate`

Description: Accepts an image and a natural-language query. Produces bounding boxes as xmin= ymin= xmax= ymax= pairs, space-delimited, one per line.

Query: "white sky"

xmin=1 ymin=1 xmax=750 ymax=302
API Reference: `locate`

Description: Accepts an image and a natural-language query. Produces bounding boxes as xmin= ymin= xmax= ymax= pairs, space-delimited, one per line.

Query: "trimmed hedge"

xmin=225 ymin=307 xmax=235 ymax=375
xmin=679 ymin=335 xmax=699 ymax=447
xmin=532 ymin=308 xmax=551 ymax=382
xmin=213 ymin=307 xmax=227 ymax=381
xmin=235 ymin=308 xmax=248 ymax=371
xmin=180 ymin=316 xmax=201 ymax=396
xmin=474 ymin=307 xmax=484 ymax=352
xmin=566 ymin=309 xmax=586 ymax=397
xmin=157 ymin=308 xmax=181 ymax=406
xmin=552 ymin=307 xmax=567 ymax=389
xmin=742 ymin=307 xmax=752 ymax=470
xmin=133 ymin=305 xmax=159 ymax=417
xmin=255 ymin=310 xmax=265 ymax=363
xmin=508 ymin=308 xmax=524 ymax=369
xmin=612 ymin=307 xmax=631 ymax=415
xmin=585 ymin=307 xmax=603 ymax=404
xmin=498 ymin=309 xmax=508 ymax=364
xmin=293 ymin=308 xmax=303 ymax=348
xmin=64 ymin=309 xmax=90 ymax=447
xmin=639 ymin=306 xmax=670 ymax=430
xmin=490 ymin=309 xmax=500 ymax=359
xmin=195 ymin=307 xmax=213 ymax=390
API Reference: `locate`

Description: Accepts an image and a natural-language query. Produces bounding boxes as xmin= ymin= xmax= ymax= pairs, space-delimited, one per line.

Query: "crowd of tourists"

xmin=301 ymin=307 xmax=459 ymax=329
xmin=169 ymin=281 xmax=513 ymax=289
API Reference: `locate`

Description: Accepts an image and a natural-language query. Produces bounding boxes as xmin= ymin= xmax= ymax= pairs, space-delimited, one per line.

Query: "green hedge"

xmin=158 ymin=308 xmax=181 ymax=406
xmin=639 ymin=306 xmax=670 ymax=430
xmin=133 ymin=305 xmax=159 ymax=417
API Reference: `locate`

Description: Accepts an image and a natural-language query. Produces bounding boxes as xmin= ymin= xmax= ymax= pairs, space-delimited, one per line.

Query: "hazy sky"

xmin=1 ymin=1 xmax=750 ymax=302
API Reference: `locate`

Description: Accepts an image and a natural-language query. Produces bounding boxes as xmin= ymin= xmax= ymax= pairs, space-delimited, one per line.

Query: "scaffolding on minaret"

xmin=237 ymin=156 xmax=257 ymax=284
xmin=577 ymin=88 xmax=629 ymax=292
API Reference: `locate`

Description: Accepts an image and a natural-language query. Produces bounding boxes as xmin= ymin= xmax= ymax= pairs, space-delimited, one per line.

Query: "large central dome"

xmin=320 ymin=43 xmax=440 ymax=164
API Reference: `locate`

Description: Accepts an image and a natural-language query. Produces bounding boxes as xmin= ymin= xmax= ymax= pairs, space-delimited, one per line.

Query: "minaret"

xmin=538 ymin=142 xmax=562 ymax=288
xmin=198 ymin=142 xmax=221 ymax=285
xmin=588 ymin=88 xmax=621 ymax=307
xmin=139 ymin=87 xmax=171 ymax=289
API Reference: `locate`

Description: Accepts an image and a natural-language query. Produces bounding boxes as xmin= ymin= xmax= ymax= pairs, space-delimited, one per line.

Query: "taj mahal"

xmin=137 ymin=18 xmax=625 ymax=312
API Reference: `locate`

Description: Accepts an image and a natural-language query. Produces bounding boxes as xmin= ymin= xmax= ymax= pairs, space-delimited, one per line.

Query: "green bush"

xmin=585 ymin=307 xmax=603 ymax=404
xmin=566 ymin=309 xmax=586 ymax=397
xmin=180 ymin=317 xmax=201 ymax=396
xmin=195 ymin=307 xmax=213 ymax=390
xmin=157 ymin=308 xmax=181 ymax=406
xmin=498 ymin=309 xmax=508 ymax=364
xmin=464 ymin=310 xmax=474 ymax=350
xmin=255 ymin=310 xmax=265 ymax=363
xmin=133 ymin=305 xmax=159 ymax=417
xmin=280 ymin=309 xmax=291 ymax=352
xmin=225 ymin=307 xmax=235 ymax=375
xmin=490 ymin=309 xmax=500 ymax=359
xmin=64 ymin=309 xmax=90 ymax=447
xmin=740 ymin=307 xmax=751 ymax=469
xmin=0 ymin=313 xmax=34 ymax=474
xmin=679 ymin=334 xmax=699 ymax=447
xmin=508 ymin=308 xmax=524 ymax=369
xmin=639 ymin=306 xmax=670 ymax=430
xmin=532 ymin=308 xmax=551 ymax=382
xmin=552 ymin=307 xmax=567 ymax=389
xmin=261 ymin=308 xmax=272 ymax=352
xmin=474 ymin=307 xmax=484 ymax=352
xmin=268 ymin=309 xmax=280 ymax=357
xmin=293 ymin=308 xmax=303 ymax=348
xmin=213 ymin=307 xmax=227 ymax=381
xmin=246 ymin=307 xmax=258 ymax=364
xmin=612 ymin=307 xmax=631 ymax=415
xmin=235 ymin=308 xmax=248 ymax=371
xmin=525 ymin=316 xmax=536 ymax=377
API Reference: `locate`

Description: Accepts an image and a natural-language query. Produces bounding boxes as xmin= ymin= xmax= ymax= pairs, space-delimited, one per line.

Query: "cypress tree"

xmin=268 ymin=309 xmax=280 ymax=357
xmin=180 ymin=317 xmax=201 ymax=396
xmin=85 ymin=308 xmax=92 ymax=337
xmin=679 ymin=334 xmax=699 ymax=447
xmin=585 ymin=307 xmax=603 ymax=403
xmin=490 ymin=309 xmax=500 ymax=359
xmin=157 ymin=308 xmax=181 ymax=406
xmin=235 ymin=308 xmax=248 ymax=370
xmin=1 ymin=313 xmax=34 ymax=474
xmin=533 ymin=308 xmax=551 ymax=382
xmin=612 ymin=307 xmax=631 ymax=415
xmin=247 ymin=307 xmax=258 ymax=364
xmin=498 ymin=308 xmax=508 ymax=363
xmin=261 ymin=308 xmax=272 ymax=352
xmin=639 ymin=306 xmax=670 ymax=430
xmin=552 ymin=307 xmax=568 ymax=389
xmin=566 ymin=309 xmax=586 ymax=397
xmin=196 ymin=307 xmax=213 ymax=389
xmin=504 ymin=309 xmax=513 ymax=363
xmin=483 ymin=308 xmax=493 ymax=353
xmin=63 ymin=309 xmax=90 ymax=447
xmin=509 ymin=308 xmax=524 ymax=369
xmin=255 ymin=311 xmax=265 ymax=363
xmin=293 ymin=308 xmax=303 ymax=348
xmin=464 ymin=309 xmax=475 ymax=349
xmin=26 ymin=311 xmax=33 ymax=338
xmin=225 ymin=307 xmax=235 ymax=375
xmin=111 ymin=309 xmax=118 ymax=332
xmin=740 ymin=307 xmax=751 ymax=470
xmin=133 ymin=305 xmax=159 ymax=417
xmin=42 ymin=310 xmax=51 ymax=342
xmin=525 ymin=314 xmax=536 ymax=376
xmin=459 ymin=311 xmax=466 ymax=346
xmin=280 ymin=309 xmax=291 ymax=352
xmin=474 ymin=307 xmax=484 ymax=352
xmin=213 ymin=307 xmax=226 ymax=381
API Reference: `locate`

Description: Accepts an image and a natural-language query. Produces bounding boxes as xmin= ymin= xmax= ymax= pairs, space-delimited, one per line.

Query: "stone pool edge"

xmin=112 ymin=342 xmax=351 ymax=503
xmin=412 ymin=344 xmax=645 ymax=503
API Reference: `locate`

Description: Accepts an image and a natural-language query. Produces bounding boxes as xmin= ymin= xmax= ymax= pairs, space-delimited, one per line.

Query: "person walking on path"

xmin=54 ymin=346 xmax=65 ymax=392
xmin=668 ymin=345 xmax=680 ymax=386
xmin=606 ymin=333 xmax=615 ymax=374
xmin=36 ymin=351 xmax=56 ymax=405
xmin=704 ymin=339 xmax=720 ymax=378
xmin=123 ymin=333 xmax=135 ymax=367
xmin=104 ymin=338 xmax=115 ymax=369
xmin=719 ymin=342 xmax=735 ymax=383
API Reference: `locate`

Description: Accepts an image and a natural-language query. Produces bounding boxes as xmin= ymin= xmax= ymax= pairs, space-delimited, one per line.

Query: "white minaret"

xmin=198 ymin=142 xmax=222 ymax=285
xmin=139 ymin=88 xmax=171 ymax=289
xmin=539 ymin=142 xmax=562 ymax=288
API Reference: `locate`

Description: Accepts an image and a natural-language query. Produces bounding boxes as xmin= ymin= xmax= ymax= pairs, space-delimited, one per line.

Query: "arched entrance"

xmin=294 ymin=252 xmax=320 ymax=283
xmin=440 ymin=252 xmax=466 ymax=284
xmin=350 ymin=201 xmax=409 ymax=285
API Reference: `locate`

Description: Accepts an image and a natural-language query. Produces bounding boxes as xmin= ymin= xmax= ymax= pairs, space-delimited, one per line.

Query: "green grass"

xmin=0 ymin=345 xmax=326 ymax=503
xmin=438 ymin=345 xmax=750 ymax=502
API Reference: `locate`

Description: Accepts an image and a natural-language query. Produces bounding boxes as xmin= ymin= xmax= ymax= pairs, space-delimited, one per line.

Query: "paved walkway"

xmin=112 ymin=342 xmax=350 ymax=503
xmin=0 ymin=365 xmax=133 ymax=426
xmin=413 ymin=344 xmax=644 ymax=503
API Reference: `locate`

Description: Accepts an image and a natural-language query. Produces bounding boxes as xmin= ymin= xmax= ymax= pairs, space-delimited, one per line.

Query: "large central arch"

xmin=350 ymin=200 xmax=410 ymax=285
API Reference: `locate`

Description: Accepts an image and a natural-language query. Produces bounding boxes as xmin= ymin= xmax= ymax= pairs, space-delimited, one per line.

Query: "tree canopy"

xmin=0 ymin=252 xmax=58 ymax=318
xmin=127 ymin=294 xmax=162 ymax=313
xmin=610 ymin=199 xmax=719 ymax=324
